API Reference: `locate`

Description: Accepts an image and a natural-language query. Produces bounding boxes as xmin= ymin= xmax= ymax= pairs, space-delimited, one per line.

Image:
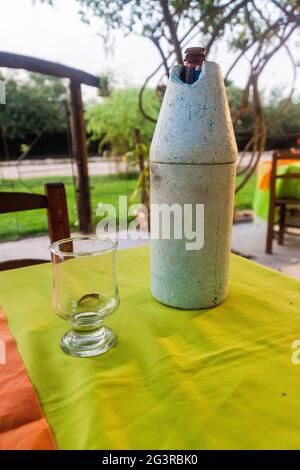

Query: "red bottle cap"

xmin=184 ymin=47 xmax=206 ymax=67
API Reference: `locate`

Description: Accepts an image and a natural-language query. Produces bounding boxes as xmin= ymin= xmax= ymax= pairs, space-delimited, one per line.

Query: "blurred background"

xmin=0 ymin=0 xmax=300 ymax=275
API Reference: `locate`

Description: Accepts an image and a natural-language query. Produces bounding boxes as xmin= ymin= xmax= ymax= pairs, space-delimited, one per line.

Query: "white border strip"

xmin=0 ymin=80 xmax=6 ymax=105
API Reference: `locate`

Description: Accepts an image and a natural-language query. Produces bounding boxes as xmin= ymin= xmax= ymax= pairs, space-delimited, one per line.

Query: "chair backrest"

xmin=269 ymin=151 xmax=300 ymax=198
xmin=0 ymin=182 xmax=70 ymax=271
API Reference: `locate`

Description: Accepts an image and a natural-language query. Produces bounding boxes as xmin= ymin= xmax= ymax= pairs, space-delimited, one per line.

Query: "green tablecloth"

xmin=1 ymin=246 xmax=300 ymax=450
xmin=253 ymin=162 xmax=300 ymax=220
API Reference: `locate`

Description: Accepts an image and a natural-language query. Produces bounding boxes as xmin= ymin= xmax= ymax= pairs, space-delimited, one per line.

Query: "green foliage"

xmin=86 ymin=88 xmax=160 ymax=155
xmin=86 ymin=83 xmax=300 ymax=157
xmin=225 ymin=82 xmax=253 ymax=132
xmin=0 ymin=73 xmax=67 ymax=141
xmin=123 ymin=140 xmax=150 ymax=203
xmin=124 ymin=142 xmax=149 ymax=166
xmin=225 ymin=82 xmax=300 ymax=136
xmin=235 ymin=174 xmax=257 ymax=210
xmin=98 ymin=72 xmax=114 ymax=97
xmin=75 ymin=1 xmax=241 ymax=42
xmin=264 ymin=89 xmax=300 ymax=135
xmin=271 ymin=101 xmax=300 ymax=135
xmin=39 ymin=0 xmax=299 ymax=146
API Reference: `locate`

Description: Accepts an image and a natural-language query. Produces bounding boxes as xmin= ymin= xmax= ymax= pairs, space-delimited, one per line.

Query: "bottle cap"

xmin=184 ymin=47 xmax=206 ymax=67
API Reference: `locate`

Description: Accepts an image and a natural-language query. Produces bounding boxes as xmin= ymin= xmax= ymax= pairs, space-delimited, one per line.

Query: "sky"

xmin=0 ymin=0 xmax=299 ymax=103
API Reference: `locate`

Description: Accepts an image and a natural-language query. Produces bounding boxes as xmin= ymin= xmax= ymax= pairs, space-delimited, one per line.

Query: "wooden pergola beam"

xmin=0 ymin=51 xmax=99 ymax=233
xmin=0 ymin=51 xmax=99 ymax=88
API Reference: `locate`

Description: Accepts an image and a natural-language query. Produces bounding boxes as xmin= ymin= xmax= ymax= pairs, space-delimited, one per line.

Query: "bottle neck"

xmin=181 ymin=47 xmax=206 ymax=84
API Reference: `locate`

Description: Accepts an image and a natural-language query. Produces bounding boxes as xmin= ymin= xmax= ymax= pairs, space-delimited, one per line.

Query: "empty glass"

xmin=50 ymin=236 xmax=119 ymax=357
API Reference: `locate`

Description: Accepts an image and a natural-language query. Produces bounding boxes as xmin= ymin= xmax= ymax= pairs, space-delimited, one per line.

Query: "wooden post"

xmin=44 ymin=182 xmax=70 ymax=243
xmin=68 ymin=79 xmax=92 ymax=233
xmin=134 ymin=128 xmax=147 ymax=206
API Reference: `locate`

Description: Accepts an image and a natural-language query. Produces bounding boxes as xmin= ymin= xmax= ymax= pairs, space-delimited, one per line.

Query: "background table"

xmin=253 ymin=161 xmax=300 ymax=220
xmin=1 ymin=246 xmax=300 ymax=449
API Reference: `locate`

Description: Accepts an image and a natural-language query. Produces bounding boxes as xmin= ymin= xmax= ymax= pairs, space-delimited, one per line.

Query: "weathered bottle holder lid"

xmin=150 ymin=60 xmax=238 ymax=165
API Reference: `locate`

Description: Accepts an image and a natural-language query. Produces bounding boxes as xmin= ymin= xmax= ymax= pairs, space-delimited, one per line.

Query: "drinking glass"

xmin=50 ymin=236 xmax=119 ymax=357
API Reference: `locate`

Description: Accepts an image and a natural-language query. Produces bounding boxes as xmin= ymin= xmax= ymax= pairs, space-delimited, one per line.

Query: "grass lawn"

xmin=235 ymin=173 xmax=257 ymax=210
xmin=0 ymin=172 xmax=257 ymax=241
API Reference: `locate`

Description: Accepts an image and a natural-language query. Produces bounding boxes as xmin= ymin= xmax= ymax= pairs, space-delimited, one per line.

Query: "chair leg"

xmin=266 ymin=204 xmax=275 ymax=255
xmin=266 ymin=153 xmax=277 ymax=255
xmin=278 ymin=204 xmax=286 ymax=246
xmin=266 ymin=223 xmax=273 ymax=254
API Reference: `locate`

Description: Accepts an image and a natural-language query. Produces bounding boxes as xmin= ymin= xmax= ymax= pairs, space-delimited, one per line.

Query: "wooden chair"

xmin=266 ymin=151 xmax=300 ymax=254
xmin=0 ymin=182 xmax=70 ymax=271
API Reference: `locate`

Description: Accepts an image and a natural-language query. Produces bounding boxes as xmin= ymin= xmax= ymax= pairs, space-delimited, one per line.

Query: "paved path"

xmin=0 ymin=159 xmax=129 ymax=179
xmin=0 ymin=152 xmax=273 ymax=180
xmin=1 ymin=222 xmax=300 ymax=279
xmin=0 ymin=232 xmax=149 ymax=262
xmin=231 ymin=220 xmax=300 ymax=278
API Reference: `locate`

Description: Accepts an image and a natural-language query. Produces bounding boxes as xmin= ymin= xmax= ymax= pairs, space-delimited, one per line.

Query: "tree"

xmin=41 ymin=0 xmax=300 ymax=191
xmin=264 ymin=88 xmax=300 ymax=136
xmin=86 ymin=83 xmax=300 ymax=154
xmin=0 ymin=72 xmax=67 ymax=142
xmin=86 ymin=87 xmax=160 ymax=155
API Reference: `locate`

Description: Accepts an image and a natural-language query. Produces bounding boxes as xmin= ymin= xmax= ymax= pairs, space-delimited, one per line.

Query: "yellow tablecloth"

xmin=1 ymin=246 xmax=300 ymax=450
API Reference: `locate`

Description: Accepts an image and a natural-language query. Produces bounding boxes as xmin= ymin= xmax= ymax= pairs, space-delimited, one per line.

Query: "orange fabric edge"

xmin=0 ymin=308 xmax=57 ymax=450
xmin=258 ymin=159 xmax=300 ymax=190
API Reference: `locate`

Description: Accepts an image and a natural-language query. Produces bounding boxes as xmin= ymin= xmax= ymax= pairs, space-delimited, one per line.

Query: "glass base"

xmin=60 ymin=326 xmax=116 ymax=357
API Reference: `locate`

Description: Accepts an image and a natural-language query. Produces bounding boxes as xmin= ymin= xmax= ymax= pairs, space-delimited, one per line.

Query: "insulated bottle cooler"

xmin=150 ymin=56 xmax=237 ymax=309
